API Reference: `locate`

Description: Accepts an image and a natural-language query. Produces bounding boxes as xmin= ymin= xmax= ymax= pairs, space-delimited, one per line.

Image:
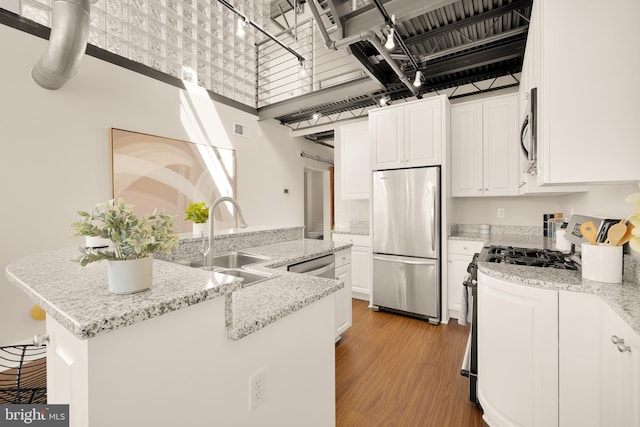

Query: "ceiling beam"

xmin=342 ymin=0 xmax=459 ymax=37
xmin=347 ymin=43 xmax=391 ymax=86
xmin=257 ymin=77 xmax=383 ymax=121
xmin=403 ymin=0 xmax=533 ymax=47
xmin=422 ymin=39 xmax=525 ymax=78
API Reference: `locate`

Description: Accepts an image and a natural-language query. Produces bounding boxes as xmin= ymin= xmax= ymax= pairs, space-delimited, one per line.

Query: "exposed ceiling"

xmin=262 ymin=0 xmax=531 ymax=137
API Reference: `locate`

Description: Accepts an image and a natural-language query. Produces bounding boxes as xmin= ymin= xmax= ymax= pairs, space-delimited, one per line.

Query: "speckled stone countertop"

xmin=450 ymin=224 xmax=640 ymax=335
xmin=6 ymin=239 xmax=352 ymax=341
xmin=332 ymin=230 xmax=370 ymax=236
xmin=478 ymin=262 xmax=640 ymax=336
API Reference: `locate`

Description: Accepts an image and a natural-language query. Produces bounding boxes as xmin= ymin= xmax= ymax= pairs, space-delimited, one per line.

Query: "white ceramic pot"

xmin=192 ymin=222 xmax=208 ymax=237
xmin=107 ymin=257 xmax=153 ymax=294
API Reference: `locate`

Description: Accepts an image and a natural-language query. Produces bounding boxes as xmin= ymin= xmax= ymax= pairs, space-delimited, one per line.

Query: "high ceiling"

xmin=261 ymin=0 xmax=531 ymax=134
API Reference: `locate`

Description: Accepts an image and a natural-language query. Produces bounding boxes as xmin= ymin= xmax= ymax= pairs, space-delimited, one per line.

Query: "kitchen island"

xmin=5 ymin=227 xmax=351 ymax=427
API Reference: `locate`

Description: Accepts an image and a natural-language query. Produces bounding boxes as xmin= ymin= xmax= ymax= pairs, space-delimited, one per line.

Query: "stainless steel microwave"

xmin=520 ymin=87 xmax=537 ymax=175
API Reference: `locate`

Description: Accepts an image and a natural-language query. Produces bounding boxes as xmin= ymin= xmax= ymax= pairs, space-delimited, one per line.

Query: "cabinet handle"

xmin=33 ymin=334 xmax=49 ymax=346
xmin=484 ymin=188 xmax=488 ymax=191
xmin=611 ymin=335 xmax=631 ymax=353
xmin=477 ymin=188 xmax=482 ymax=192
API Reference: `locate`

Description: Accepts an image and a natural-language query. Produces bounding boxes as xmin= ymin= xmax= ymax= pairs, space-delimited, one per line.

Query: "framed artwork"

xmin=110 ymin=128 xmax=236 ymax=233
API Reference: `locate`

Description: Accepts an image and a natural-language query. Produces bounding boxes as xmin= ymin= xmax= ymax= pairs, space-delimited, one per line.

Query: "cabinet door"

xmin=404 ymin=98 xmax=442 ymax=167
xmin=350 ymin=245 xmax=371 ymax=300
xmin=482 ymin=95 xmax=519 ymax=196
xmin=478 ymin=272 xmax=558 ymax=427
xmin=335 ymin=264 xmax=352 ymax=339
xmin=338 ymin=121 xmax=370 ymax=199
xmin=558 ymin=292 xmax=603 ymax=426
xmin=370 ymin=107 xmax=404 ymax=170
xmin=447 ymin=253 xmax=472 ymax=319
xmin=538 ymin=0 xmax=640 ymax=184
xmin=451 ymin=102 xmax=483 ymax=196
xmin=601 ymin=304 xmax=640 ymax=426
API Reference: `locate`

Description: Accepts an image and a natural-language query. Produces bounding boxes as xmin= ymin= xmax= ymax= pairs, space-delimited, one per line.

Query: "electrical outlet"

xmin=249 ymin=370 xmax=266 ymax=411
xmin=497 ymin=208 xmax=505 ymax=218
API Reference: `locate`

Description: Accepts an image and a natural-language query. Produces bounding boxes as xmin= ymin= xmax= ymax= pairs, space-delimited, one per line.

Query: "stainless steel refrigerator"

xmin=372 ymin=167 xmax=440 ymax=324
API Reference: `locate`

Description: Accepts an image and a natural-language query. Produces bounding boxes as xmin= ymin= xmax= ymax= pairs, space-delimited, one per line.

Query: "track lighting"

xmin=385 ymin=14 xmax=396 ymax=50
xmin=299 ymin=59 xmax=307 ymax=77
xmin=385 ymin=27 xmax=395 ymax=50
xmin=379 ymin=95 xmax=391 ymax=106
xmin=312 ymin=112 xmax=320 ymax=120
xmin=236 ymin=17 xmax=247 ymax=38
xmin=413 ymin=70 xmax=423 ymax=87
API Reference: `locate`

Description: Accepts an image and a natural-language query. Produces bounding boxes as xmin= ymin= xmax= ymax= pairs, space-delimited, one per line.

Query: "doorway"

xmin=304 ymin=168 xmax=332 ymax=240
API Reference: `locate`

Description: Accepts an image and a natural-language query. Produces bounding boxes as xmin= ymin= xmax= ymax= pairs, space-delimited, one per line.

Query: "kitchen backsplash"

xmin=451 ymin=224 xmax=542 ymax=236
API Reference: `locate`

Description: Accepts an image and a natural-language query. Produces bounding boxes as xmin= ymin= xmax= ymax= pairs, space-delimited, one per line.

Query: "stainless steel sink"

xmin=177 ymin=252 xmax=269 ymax=269
xmin=213 ymin=269 xmax=272 ymax=285
xmin=211 ymin=252 xmax=269 ymax=269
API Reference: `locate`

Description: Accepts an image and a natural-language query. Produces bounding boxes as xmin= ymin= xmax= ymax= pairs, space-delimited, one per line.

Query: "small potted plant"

xmin=185 ymin=201 xmax=210 ymax=236
xmin=72 ymin=198 xmax=179 ymax=294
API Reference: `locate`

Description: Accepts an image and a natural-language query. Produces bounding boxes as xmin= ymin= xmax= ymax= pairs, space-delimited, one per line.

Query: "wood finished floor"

xmin=336 ymin=299 xmax=485 ymax=427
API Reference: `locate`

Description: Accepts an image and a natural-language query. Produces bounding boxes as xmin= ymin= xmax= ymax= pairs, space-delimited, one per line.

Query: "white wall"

xmin=451 ymin=182 xmax=639 ymax=226
xmin=0 ymin=24 xmax=332 ymax=345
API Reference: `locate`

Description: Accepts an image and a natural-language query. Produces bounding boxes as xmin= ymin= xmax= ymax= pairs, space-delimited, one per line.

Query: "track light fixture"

xmin=312 ymin=112 xmax=320 ymax=120
xmin=217 ymin=0 xmax=305 ymax=63
xmin=236 ymin=17 xmax=247 ymax=38
xmin=299 ymin=59 xmax=307 ymax=77
xmin=379 ymin=95 xmax=391 ymax=106
xmin=413 ymin=70 xmax=423 ymax=87
xmin=385 ymin=14 xmax=396 ymax=50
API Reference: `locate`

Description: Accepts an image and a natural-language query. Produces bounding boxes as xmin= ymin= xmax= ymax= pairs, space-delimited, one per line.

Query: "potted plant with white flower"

xmin=72 ymin=198 xmax=179 ymax=294
xmin=184 ymin=201 xmax=210 ymax=237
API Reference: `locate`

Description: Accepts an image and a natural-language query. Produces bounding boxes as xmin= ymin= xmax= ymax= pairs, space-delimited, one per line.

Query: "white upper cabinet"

xmin=451 ymin=94 xmax=519 ymax=197
xmin=405 ymin=100 xmax=443 ymax=168
xmin=336 ymin=121 xmax=370 ymax=199
xmin=370 ymin=96 xmax=447 ymax=170
xmin=451 ymin=102 xmax=483 ymax=196
xmin=530 ymin=0 xmax=640 ymax=185
xmin=370 ymin=107 xmax=404 ymax=169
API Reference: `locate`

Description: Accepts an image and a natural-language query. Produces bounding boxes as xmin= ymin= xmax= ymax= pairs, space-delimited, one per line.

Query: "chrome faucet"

xmin=203 ymin=196 xmax=248 ymax=269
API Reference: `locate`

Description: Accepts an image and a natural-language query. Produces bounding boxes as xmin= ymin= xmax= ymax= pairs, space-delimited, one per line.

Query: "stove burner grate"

xmin=486 ymin=245 xmax=579 ymax=270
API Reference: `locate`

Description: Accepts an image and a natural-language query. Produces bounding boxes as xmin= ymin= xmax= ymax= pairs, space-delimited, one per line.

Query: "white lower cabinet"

xmin=334 ymin=248 xmax=353 ymax=341
xmin=447 ymin=239 xmax=484 ymax=320
xmin=332 ymin=234 xmax=372 ymax=301
xmin=560 ymin=291 xmax=640 ymax=426
xmin=479 ymin=277 xmax=640 ymax=427
xmin=478 ymin=271 xmax=558 ymax=427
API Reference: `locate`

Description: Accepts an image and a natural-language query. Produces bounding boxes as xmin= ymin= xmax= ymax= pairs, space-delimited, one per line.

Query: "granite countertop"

xmin=478 ymin=262 xmax=640 ymax=336
xmin=5 ymin=239 xmax=352 ymax=341
xmin=332 ymin=230 xmax=370 ymax=236
xmin=455 ymin=226 xmax=640 ymax=336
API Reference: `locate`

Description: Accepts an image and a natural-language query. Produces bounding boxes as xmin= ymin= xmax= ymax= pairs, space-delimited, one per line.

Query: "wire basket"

xmin=0 ymin=344 xmax=47 ymax=404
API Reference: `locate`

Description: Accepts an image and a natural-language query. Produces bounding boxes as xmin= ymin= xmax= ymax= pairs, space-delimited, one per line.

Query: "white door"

xmin=451 ymin=102 xmax=483 ymax=196
xmin=370 ymin=107 xmax=404 ymax=170
xmin=405 ymin=98 xmax=442 ymax=167
xmin=483 ymin=95 xmax=519 ymax=196
xmin=478 ymin=272 xmax=558 ymax=427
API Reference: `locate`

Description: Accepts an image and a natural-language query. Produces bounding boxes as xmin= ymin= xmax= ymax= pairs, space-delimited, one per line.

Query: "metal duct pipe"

xmin=31 ymin=0 xmax=91 ymax=90
xmin=307 ymin=0 xmax=419 ymax=97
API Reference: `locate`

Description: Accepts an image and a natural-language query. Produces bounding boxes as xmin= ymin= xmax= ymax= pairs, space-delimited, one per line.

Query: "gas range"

xmin=483 ymin=245 xmax=579 ymax=270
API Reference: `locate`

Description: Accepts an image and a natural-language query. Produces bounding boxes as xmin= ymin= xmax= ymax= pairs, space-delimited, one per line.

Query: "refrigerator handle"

xmin=431 ymin=185 xmax=436 ymax=252
xmin=373 ymin=255 xmax=434 ymax=265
